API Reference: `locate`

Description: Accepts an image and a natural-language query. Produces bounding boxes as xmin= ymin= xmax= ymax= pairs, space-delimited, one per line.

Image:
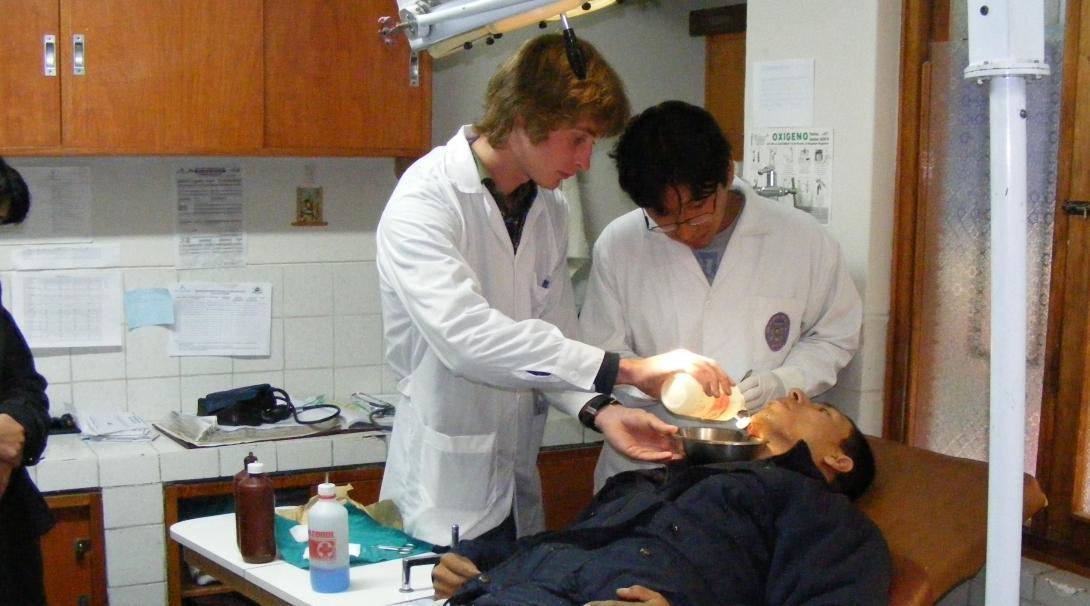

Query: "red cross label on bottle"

xmin=309 ymin=530 xmax=336 ymax=562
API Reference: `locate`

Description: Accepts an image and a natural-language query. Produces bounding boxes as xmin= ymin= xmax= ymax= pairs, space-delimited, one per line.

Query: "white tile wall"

xmin=331 ymin=433 xmax=387 ymax=466
xmin=284 ymin=316 xmax=334 ymax=369
xmin=88 ymin=441 xmax=162 ymax=487
xmin=938 ymin=559 xmax=1090 ymax=606
xmin=127 ymin=377 xmax=181 ymax=421
xmin=105 ymin=525 xmax=166 ymax=585
xmin=275 ymin=436 xmax=333 ymax=472
xmin=108 ymin=582 xmax=167 ymax=606
xmin=283 ymin=264 xmax=335 ymax=317
xmin=155 ymin=439 xmax=220 ymax=482
xmin=102 ymin=484 xmax=164 ymax=529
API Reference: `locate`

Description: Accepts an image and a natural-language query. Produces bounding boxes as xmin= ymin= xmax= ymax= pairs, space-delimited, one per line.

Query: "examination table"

xmin=170 ymin=437 xmax=1046 ymax=605
xmin=858 ymin=436 xmax=1048 ymax=605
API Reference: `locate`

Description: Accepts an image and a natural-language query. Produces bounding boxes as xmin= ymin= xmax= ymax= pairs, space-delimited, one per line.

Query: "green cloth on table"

xmin=274 ymin=507 xmax=433 ymax=569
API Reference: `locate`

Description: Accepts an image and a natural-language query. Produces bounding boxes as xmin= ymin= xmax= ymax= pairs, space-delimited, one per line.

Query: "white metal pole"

xmin=964 ymin=2 xmax=1048 ymax=602
xmin=984 ymin=74 xmax=1028 ymax=606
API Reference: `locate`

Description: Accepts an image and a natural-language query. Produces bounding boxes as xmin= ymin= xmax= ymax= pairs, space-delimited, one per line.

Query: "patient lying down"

xmin=433 ymin=389 xmax=892 ymax=606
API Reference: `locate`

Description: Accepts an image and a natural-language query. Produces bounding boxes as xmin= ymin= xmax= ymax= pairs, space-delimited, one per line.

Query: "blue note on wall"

xmin=124 ymin=288 xmax=175 ymax=330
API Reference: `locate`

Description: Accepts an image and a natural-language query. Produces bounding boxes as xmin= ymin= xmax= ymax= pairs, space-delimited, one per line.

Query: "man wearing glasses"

xmin=563 ymin=100 xmax=862 ymax=489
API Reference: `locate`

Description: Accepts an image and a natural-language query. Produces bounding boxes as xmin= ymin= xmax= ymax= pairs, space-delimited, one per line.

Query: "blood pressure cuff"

xmin=196 ymin=384 xmax=291 ymax=426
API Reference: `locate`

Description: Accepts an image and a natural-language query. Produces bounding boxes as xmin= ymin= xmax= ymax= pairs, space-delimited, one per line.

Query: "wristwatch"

xmin=578 ymin=394 xmax=620 ymax=432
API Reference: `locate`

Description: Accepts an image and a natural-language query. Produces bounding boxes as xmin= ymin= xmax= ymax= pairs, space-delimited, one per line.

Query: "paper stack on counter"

xmin=77 ymin=412 xmax=157 ymax=442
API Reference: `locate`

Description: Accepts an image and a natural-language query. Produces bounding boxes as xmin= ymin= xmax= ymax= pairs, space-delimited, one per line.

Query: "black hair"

xmin=0 ymin=157 xmax=31 ymax=225
xmin=610 ymin=100 xmax=732 ymax=214
xmin=834 ymin=416 xmax=877 ymax=501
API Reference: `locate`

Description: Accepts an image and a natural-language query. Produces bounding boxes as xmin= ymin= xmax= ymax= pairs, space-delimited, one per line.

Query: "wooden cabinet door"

xmin=168 ymin=0 xmax=264 ymax=152
xmin=60 ymin=0 xmax=262 ymax=152
xmin=42 ymin=492 xmax=107 ymax=606
xmin=264 ymin=0 xmax=431 ymax=156
xmin=61 ymin=0 xmax=177 ymax=150
xmin=0 ymin=0 xmax=61 ymax=148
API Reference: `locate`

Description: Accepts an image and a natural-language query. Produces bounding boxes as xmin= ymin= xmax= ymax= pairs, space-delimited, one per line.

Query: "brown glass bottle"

xmin=235 ymin=461 xmax=276 ymax=563
xmin=234 ymin=452 xmax=258 ymax=549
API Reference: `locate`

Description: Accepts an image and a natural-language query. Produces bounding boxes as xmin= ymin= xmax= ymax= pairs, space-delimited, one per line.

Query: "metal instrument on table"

xmin=399 ymin=523 xmax=459 ymax=593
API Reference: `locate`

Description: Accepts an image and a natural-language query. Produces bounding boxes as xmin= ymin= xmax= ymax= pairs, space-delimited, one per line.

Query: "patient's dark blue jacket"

xmin=449 ymin=443 xmax=891 ymax=606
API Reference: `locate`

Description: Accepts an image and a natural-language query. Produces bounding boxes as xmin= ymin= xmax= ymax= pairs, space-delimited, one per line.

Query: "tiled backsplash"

xmin=4 ymin=261 xmax=393 ymax=424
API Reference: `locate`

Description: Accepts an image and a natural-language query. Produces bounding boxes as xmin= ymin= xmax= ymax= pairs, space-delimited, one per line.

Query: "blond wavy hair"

xmin=474 ymin=34 xmax=630 ymax=147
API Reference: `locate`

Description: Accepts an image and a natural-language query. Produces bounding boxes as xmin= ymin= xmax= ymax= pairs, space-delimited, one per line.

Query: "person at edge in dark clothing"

xmin=431 ymin=388 xmax=891 ymax=606
xmin=0 ymin=157 xmax=53 ymax=606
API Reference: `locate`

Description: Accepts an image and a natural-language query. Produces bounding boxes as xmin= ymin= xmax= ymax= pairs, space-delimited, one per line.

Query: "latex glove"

xmin=432 ymin=552 xmax=480 ymax=599
xmin=585 ymin=585 xmax=672 ymax=606
xmin=595 ymin=405 xmax=682 ymax=463
xmin=738 ymin=370 xmax=786 ymax=410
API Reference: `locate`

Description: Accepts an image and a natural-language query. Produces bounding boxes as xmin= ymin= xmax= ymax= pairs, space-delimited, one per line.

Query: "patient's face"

xmin=746 ymin=389 xmax=854 ymax=459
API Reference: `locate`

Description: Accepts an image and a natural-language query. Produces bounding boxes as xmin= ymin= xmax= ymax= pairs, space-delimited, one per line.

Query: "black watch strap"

xmin=578 ymin=394 xmax=619 ymax=432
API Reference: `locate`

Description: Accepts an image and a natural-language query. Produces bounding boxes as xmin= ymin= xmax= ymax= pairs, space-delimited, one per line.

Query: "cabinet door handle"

xmin=43 ymin=35 xmax=57 ymax=76
xmin=73 ymin=34 xmax=85 ymax=75
xmin=74 ymin=537 xmax=91 ymax=560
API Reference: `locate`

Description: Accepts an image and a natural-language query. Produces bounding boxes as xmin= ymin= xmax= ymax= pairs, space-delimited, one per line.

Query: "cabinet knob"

xmin=74 ymin=537 xmax=92 ymax=560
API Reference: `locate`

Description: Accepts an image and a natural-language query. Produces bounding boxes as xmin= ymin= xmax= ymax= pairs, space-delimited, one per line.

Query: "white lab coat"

xmin=577 ymin=179 xmax=862 ymax=490
xmin=376 ymin=127 xmax=605 ymax=545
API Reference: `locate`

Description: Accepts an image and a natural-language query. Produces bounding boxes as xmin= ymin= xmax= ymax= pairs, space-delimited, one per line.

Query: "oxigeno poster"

xmin=744 ymin=128 xmax=833 ymax=224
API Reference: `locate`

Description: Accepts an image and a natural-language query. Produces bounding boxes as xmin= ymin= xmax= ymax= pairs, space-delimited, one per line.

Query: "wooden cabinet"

xmin=62 ymin=0 xmax=264 ymax=152
xmin=539 ymin=445 xmax=600 ymax=530
xmin=0 ymin=0 xmax=262 ymax=154
xmin=0 ymin=0 xmax=430 ymax=156
xmin=264 ymin=0 xmax=432 ymax=156
xmin=41 ymin=491 xmax=108 ymax=606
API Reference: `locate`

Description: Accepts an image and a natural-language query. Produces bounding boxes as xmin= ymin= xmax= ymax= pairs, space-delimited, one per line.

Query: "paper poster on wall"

xmin=12 ymin=243 xmax=121 ymax=270
xmin=752 ymin=59 xmax=814 ymax=128
xmin=744 ymin=127 xmax=834 ymax=224
xmin=0 ymin=167 xmax=93 ymax=243
xmin=11 ymin=270 xmax=123 ymax=349
xmin=168 ymin=282 xmax=271 ymax=357
xmin=175 ymin=165 xmax=245 ymax=269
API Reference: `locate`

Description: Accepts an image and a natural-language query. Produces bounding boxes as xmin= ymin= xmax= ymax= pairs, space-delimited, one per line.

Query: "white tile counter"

xmin=31 ymin=409 xmax=594 ymax=606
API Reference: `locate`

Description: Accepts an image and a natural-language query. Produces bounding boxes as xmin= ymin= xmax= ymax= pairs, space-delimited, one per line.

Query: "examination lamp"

xmin=380 ymin=0 xmax=619 ymax=59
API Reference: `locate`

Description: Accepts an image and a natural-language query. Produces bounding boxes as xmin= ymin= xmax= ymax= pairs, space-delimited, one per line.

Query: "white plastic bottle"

xmin=661 ymin=372 xmax=745 ymax=421
xmin=308 ymin=482 xmax=350 ymax=592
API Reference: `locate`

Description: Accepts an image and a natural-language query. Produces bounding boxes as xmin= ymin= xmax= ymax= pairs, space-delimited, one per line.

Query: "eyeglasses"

xmin=643 ymin=188 xmax=720 ymax=233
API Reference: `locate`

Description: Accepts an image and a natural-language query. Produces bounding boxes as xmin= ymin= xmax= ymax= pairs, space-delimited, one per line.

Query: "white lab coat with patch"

xmin=376 ymin=127 xmax=604 ymax=545
xmin=579 ymin=179 xmax=862 ymax=490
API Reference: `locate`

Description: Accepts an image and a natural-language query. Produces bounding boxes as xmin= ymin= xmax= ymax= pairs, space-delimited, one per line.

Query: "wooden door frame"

xmin=884 ymin=0 xmax=949 ymax=443
xmin=1024 ymin=0 xmax=1090 ymax=575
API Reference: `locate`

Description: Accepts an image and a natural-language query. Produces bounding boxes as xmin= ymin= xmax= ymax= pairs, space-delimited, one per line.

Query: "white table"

xmin=169 ymin=514 xmax=441 ymax=606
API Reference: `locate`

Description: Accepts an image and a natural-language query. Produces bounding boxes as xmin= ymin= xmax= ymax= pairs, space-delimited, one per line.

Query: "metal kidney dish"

xmin=676 ymin=426 xmax=765 ymax=464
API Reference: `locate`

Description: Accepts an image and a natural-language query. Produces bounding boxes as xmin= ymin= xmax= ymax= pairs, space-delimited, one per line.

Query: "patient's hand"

xmin=596 ymin=406 xmax=682 ymax=463
xmin=585 ymin=585 xmax=671 ymax=606
xmin=432 ymin=552 xmax=481 ymax=599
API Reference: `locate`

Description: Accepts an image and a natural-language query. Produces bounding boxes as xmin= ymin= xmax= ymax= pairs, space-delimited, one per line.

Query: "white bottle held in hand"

xmin=660 ymin=372 xmax=745 ymax=422
xmin=308 ymin=482 xmax=350 ymax=593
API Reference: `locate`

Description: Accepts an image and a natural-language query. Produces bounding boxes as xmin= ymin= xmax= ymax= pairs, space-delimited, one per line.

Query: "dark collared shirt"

xmin=470 ymin=146 xmax=538 ymax=253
